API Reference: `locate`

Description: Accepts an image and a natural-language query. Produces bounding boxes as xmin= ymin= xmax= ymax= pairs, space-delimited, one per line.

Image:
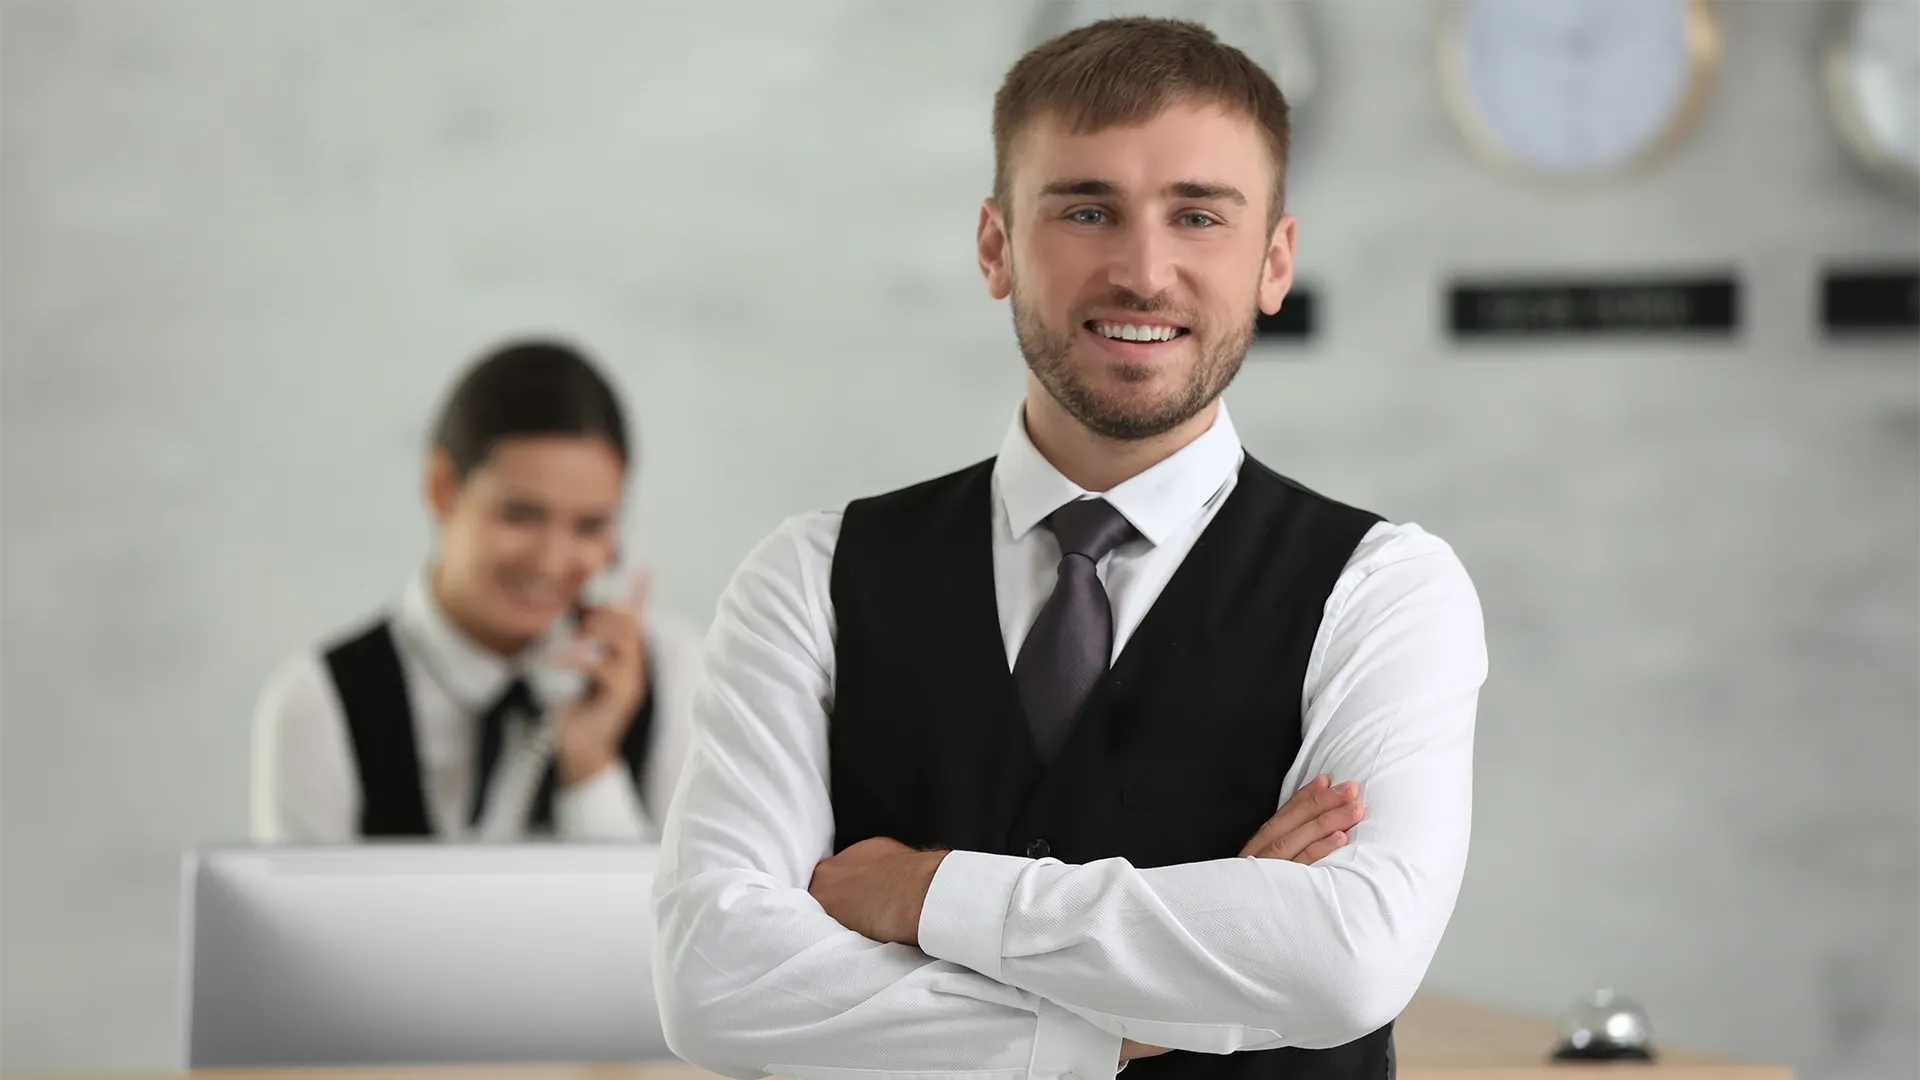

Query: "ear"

xmin=1258 ymin=212 xmax=1297 ymax=316
xmin=978 ymin=197 xmax=1012 ymax=301
xmin=424 ymin=448 xmax=461 ymax=522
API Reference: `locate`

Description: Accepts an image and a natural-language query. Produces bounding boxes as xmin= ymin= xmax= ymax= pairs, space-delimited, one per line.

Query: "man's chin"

xmin=1077 ymin=364 xmax=1188 ymax=408
xmin=1068 ymin=399 xmax=1199 ymax=442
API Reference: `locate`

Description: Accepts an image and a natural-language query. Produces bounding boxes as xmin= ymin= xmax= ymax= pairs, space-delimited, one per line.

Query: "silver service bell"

xmin=1551 ymin=989 xmax=1656 ymax=1062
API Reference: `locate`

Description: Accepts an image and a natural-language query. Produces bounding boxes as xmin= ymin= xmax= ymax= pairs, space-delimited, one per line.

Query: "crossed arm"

xmin=650 ymin=515 xmax=1485 ymax=1079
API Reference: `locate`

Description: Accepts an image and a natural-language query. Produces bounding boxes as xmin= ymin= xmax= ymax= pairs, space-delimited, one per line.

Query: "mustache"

xmin=1079 ymin=289 xmax=1197 ymax=325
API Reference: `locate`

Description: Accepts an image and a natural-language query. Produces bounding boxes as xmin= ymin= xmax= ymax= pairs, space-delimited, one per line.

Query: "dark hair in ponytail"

xmin=430 ymin=338 xmax=630 ymax=481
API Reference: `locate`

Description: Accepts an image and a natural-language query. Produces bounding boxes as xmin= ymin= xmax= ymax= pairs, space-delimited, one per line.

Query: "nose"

xmin=532 ymin=527 xmax=577 ymax=582
xmin=1107 ymin=220 xmax=1178 ymax=300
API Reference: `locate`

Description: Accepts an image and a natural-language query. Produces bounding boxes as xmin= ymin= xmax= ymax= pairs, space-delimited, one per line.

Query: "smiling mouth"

xmin=503 ymin=579 xmax=565 ymax=611
xmin=1084 ymin=319 xmax=1191 ymax=343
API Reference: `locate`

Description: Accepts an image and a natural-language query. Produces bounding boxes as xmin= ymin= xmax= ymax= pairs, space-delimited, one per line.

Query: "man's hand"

xmin=1121 ymin=1039 xmax=1173 ymax=1063
xmin=819 ymin=784 xmax=1363 ymax=1061
xmin=552 ymin=571 xmax=652 ymax=786
xmin=809 ymin=837 xmax=948 ymax=946
xmin=1238 ymin=774 xmax=1364 ymax=861
xmin=1122 ymin=777 xmax=1365 ymax=1063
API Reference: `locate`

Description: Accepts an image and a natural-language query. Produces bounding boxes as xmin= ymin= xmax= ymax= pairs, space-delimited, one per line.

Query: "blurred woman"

xmin=251 ymin=339 xmax=700 ymax=843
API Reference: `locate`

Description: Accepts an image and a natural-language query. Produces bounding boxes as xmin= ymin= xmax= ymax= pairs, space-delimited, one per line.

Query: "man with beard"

xmin=652 ymin=17 xmax=1486 ymax=1080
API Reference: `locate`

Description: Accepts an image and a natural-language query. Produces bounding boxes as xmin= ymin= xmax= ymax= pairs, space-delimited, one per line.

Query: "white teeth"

xmin=1095 ymin=322 xmax=1179 ymax=342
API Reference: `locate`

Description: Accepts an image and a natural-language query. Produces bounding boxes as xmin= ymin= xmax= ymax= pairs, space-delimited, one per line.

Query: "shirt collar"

xmin=394 ymin=567 xmax=556 ymax=713
xmin=993 ymin=400 xmax=1244 ymax=548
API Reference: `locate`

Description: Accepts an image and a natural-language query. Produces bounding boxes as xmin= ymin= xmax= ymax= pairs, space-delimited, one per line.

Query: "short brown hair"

xmin=992 ymin=17 xmax=1292 ymax=227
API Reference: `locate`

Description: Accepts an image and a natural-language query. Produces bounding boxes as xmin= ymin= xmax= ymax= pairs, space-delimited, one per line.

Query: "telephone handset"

xmin=527 ymin=555 xmax=637 ymax=709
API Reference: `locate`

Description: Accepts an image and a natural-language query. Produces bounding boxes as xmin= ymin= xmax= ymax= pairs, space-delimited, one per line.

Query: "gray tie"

xmin=1014 ymin=498 xmax=1139 ymax=762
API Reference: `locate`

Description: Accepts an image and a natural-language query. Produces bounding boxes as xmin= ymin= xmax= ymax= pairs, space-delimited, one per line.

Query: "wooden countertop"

xmin=19 ymin=994 xmax=1791 ymax=1079
xmin=1393 ymin=994 xmax=1792 ymax=1078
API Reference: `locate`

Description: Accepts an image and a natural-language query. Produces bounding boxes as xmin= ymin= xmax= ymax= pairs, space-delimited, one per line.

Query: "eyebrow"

xmin=1037 ymin=179 xmax=1248 ymax=206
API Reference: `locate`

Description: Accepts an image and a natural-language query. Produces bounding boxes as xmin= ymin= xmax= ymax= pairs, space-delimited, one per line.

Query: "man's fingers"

xmin=1268 ymin=800 xmax=1365 ymax=861
xmin=1238 ymin=776 xmax=1356 ymax=857
xmin=1237 ymin=775 xmax=1330 ymax=856
xmin=1313 ymin=799 xmax=1365 ymax=837
xmin=1288 ymin=832 xmax=1348 ymax=865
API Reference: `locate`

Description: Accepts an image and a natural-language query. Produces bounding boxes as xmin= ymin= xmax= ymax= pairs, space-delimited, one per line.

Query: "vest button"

xmin=1025 ymin=838 xmax=1050 ymax=859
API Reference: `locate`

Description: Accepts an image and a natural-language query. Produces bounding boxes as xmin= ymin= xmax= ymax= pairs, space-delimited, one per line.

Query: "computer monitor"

xmin=180 ymin=842 xmax=672 ymax=1068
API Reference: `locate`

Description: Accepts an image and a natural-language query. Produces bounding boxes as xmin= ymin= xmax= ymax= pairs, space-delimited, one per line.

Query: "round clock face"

xmin=1441 ymin=0 xmax=1719 ymax=181
xmin=1825 ymin=0 xmax=1920 ymax=199
xmin=1026 ymin=0 xmax=1319 ymax=111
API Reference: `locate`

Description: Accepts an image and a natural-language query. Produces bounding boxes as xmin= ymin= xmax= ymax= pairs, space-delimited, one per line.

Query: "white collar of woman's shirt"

xmin=395 ymin=568 xmax=565 ymax=714
xmin=992 ymin=399 xmax=1246 ymax=549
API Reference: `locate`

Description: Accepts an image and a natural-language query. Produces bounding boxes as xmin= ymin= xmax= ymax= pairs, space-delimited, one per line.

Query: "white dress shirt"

xmin=653 ymin=402 xmax=1487 ymax=1080
xmin=251 ymin=570 xmax=703 ymax=843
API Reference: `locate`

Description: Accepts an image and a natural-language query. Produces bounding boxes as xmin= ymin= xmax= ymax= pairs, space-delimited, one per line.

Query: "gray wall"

xmin=2 ymin=1 xmax=1915 ymax=1077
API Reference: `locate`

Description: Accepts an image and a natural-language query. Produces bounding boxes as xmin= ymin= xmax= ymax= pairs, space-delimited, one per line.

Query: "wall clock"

xmin=1822 ymin=0 xmax=1920 ymax=202
xmin=1438 ymin=0 xmax=1722 ymax=185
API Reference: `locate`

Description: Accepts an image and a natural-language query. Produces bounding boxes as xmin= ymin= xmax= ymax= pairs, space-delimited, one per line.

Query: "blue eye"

xmin=1069 ymin=208 xmax=1109 ymax=224
xmin=1180 ymin=212 xmax=1219 ymax=228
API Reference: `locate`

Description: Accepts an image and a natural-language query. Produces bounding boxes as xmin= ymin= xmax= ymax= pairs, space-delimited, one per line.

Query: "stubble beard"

xmin=1011 ymin=274 xmax=1256 ymax=442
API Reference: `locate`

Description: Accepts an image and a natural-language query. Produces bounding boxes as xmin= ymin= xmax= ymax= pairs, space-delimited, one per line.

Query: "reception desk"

xmin=1390 ymin=995 xmax=1791 ymax=1078
xmin=20 ymin=995 xmax=1792 ymax=1080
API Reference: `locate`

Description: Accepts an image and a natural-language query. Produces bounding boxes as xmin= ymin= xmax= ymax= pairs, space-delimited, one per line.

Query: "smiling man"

xmin=653 ymin=17 xmax=1486 ymax=1080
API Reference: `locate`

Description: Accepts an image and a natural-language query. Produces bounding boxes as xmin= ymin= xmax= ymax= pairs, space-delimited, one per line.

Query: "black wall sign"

xmin=1253 ymin=285 xmax=1315 ymax=343
xmin=1822 ymin=266 xmax=1919 ymax=334
xmin=1448 ymin=275 xmax=1739 ymax=338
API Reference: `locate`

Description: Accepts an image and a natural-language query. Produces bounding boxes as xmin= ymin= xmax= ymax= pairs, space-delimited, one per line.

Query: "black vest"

xmin=321 ymin=620 xmax=656 ymax=837
xmin=829 ymin=455 xmax=1392 ymax=1079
